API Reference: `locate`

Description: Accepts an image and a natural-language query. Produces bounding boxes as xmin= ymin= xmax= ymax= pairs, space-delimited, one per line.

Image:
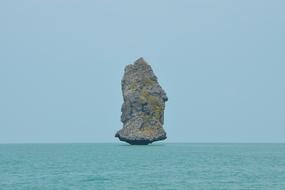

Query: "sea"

xmin=0 ymin=143 xmax=284 ymax=190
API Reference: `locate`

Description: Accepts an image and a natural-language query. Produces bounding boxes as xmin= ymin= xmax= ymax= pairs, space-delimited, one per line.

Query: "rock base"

xmin=115 ymin=133 xmax=167 ymax=145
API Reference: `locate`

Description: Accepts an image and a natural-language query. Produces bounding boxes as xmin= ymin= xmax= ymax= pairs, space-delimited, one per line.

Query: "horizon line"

xmin=1 ymin=142 xmax=285 ymax=145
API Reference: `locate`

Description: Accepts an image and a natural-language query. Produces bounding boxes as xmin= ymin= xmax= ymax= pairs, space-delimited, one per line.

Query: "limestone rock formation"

xmin=115 ymin=58 xmax=168 ymax=145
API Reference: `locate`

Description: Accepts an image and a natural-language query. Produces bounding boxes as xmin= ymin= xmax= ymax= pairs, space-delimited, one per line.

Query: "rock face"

xmin=115 ymin=58 xmax=168 ymax=145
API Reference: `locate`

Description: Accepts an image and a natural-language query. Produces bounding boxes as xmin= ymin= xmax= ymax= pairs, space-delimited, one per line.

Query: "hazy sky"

xmin=0 ymin=0 xmax=284 ymax=143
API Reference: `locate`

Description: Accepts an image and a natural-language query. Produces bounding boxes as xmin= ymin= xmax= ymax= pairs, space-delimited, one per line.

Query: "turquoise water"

xmin=0 ymin=143 xmax=284 ymax=190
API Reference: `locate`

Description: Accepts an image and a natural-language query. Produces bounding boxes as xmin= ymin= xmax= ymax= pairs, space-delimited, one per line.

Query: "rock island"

xmin=115 ymin=58 xmax=168 ymax=145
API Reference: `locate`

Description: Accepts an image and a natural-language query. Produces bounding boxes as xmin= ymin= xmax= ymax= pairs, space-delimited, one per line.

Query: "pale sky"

xmin=0 ymin=0 xmax=284 ymax=143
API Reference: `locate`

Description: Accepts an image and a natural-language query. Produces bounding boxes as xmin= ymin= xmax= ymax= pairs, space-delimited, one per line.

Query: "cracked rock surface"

xmin=115 ymin=58 xmax=168 ymax=145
